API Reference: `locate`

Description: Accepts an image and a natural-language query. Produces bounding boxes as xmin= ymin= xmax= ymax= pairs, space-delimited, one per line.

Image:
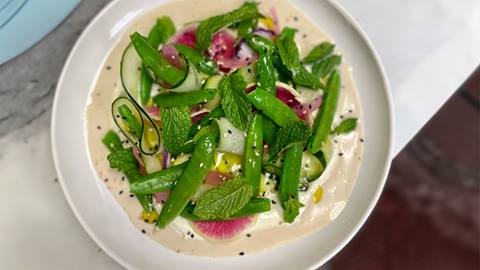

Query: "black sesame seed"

xmin=190 ymin=234 xmax=194 ymax=239
xmin=271 ymin=200 xmax=277 ymax=204
xmin=348 ymin=109 xmax=353 ymax=113
xmin=227 ymin=129 xmax=233 ymax=134
xmin=360 ymin=138 xmax=364 ymax=143
xmin=137 ymin=67 xmax=141 ymax=71
xmin=266 ymin=182 xmax=270 ymax=185
xmin=246 ymin=233 xmax=251 ymax=237
xmin=338 ymin=152 xmax=344 ymax=156
xmin=116 ymin=114 xmax=120 ymax=118
xmin=153 ymin=219 xmax=157 ymax=223
xmin=129 ymin=194 xmax=135 ymax=198
xmin=97 ymin=126 xmax=101 ymax=130
xmin=141 ymin=229 xmax=146 ymax=234
xmin=302 ymin=34 xmax=307 ymax=39
xmin=308 ymin=104 xmax=312 ymax=109
xmin=144 ymin=219 xmax=148 ymax=222
xmin=119 ymin=190 xmax=124 ymax=195
xmin=104 ymin=178 xmax=108 ymax=182
xmin=121 ymin=176 xmax=125 ymax=181
xmin=340 ymin=115 xmax=344 ymax=119
xmin=293 ymin=16 xmax=298 ymax=21
xmin=238 ymin=169 xmax=243 ymax=173
xmin=106 ymin=66 xmax=111 ymax=70
xmin=239 ymin=252 xmax=245 ymax=256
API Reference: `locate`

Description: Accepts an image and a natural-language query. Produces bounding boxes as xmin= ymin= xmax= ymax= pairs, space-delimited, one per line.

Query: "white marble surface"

xmin=0 ymin=0 xmax=478 ymax=269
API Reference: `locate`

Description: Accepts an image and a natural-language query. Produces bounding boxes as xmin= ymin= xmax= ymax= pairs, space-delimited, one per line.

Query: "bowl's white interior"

xmin=51 ymin=0 xmax=393 ymax=269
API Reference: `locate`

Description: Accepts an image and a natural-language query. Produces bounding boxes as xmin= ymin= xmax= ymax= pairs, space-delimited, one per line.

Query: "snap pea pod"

xmin=131 ymin=32 xmax=186 ymax=87
xmin=174 ymin=44 xmax=217 ymax=75
xmin=262 ymin=115 xmax=278 ymax=145
xmin=102 ymin=130 xmax=123 ymax=152
xmin=244 ymin=114 xmax=263 ymax=195
xmin=188 ymin=106 xmax=225 ymax=138
xmin=245 ymin=35 xmax=276 ymax=95
xmin=246 ymin=88 xmax=299 ymax=127
xmin=140 ymin=17 xmax=176 ymax=105
xmin=278 ymin=144 xmax=303 ymax=206
xmin=181 ymin=198 xmax=271 ymax=221
xmin=309 ymin=70 xmax=341 ymax=154
xmin=153 ymin=89 xmax=216 ymax=107
xmin=156 ymin=134 xmax=217 ymax=228
xmin=129 ymin=163 xmax=188 ymax=194
xmin=118 ymin=104 xmax=142 ymax=138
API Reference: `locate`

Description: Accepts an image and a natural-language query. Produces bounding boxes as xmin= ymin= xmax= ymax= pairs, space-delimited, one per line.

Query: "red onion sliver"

xmin=252 ymin=28 xmax=276 ymax=40
xmin=133 ymin=146 xmax=147 ymax=176
xmin=154 ymin=191 xmax=170 ymax=203
xmin=162 ymin=148 xmax=169 ymax=169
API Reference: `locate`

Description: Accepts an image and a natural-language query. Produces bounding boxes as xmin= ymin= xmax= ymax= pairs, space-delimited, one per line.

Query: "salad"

xmin=99 ymin=1 xmax=360 ymax=245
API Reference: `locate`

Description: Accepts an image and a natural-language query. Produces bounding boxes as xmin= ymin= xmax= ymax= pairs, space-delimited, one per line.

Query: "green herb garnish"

xmin=160 ymin=106 xmax=192 ymax=155
xmin=332 ymin=117 xmax=358 ymax=134
xmin=219 ymin=73 xmax=252 ymax=130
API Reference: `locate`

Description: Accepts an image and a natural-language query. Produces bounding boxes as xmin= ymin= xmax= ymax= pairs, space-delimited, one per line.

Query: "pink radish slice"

xmin=132 ymin=146 xmax=147 ymax=176
xmin=193 ymin=216 xmax=253 ymax=239
xmin=153 ymin=191 xmax=170 ymax=203
xmin=161 ymin=44 xmax=184 ymax=69
xmin=208 ymin=30 xmax=235 ymax=61
xmin=204 ymin=171 xmax=233 ymax=185
xmin=171 ymin=26 xmax=197 ymax=48
xmin=144 ymin=106 xmax=160 ymax=117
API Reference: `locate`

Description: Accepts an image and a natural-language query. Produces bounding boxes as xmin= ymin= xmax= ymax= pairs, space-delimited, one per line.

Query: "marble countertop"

xmin=0 ymin=0 xmax=479 ymax=269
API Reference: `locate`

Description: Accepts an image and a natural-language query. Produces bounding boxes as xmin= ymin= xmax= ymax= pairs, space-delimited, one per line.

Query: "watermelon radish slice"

xmin=171 ymin=26 xmax=197 ymax=48
xmin=193 ymin=216 xmax=253 ymax=239
xmin=161 ymin=44 xmax=185 ymax=70
xmin=208 ymin=30 xmax=235 ymax=62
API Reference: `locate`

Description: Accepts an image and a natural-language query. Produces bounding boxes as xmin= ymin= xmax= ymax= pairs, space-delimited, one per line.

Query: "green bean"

xmin=309 ymin=70 xmax=341 ymax=154
xmin=246 ymin=88 xmax=299 ymax=127
xmin=118 ymin=104 xmax=142 ymax=138
xmin=262 ymin=115 xmax=278 ymax=145
xmin=102 ymin=130 xmax=123 ymax=152
xmin=245 ymin=35 xmax=276 ymax=95
xmin=181 ymin=198 xmax=271 ymax=221
xmin=131 ymin=32 xmax=185 ymax=87
xmin=279 ymin=144 xmax=303 ymax=205
xmin=188 ymin=106 xmax=225 ymax=138
xmin=244 ymin=114 xmax=263 ymax=195
xmin=303 ymin=42 xmax=335 ymax=64
xmin=174 ymin=44 xmax=217 ymax=75
xmin=244 ymin=34 xmax=275 ymax=52
xmin=156 ymin=134 xmax=217 ymax=228
xmin=312 ymin=55 xmax=342 ymax=79
xmin=152 ymin=89 xmax=216 ymax=107
xmin=129 ymin=163 xmax=188 ymax=194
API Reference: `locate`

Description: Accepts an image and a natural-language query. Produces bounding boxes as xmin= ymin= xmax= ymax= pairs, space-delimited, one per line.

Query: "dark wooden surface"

xmin=330 ymin=67 xmax=480 ymax=270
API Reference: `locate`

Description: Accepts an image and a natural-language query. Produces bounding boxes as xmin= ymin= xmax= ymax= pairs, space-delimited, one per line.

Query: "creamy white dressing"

xmin=86 ymin=0 xmax=364 ymax=257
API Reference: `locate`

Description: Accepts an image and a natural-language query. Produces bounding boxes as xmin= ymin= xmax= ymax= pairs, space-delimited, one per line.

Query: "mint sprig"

xmin=284 ymin=196 xmax=304 ymax=223
xmin=332 ymin=117 xmax=358 ymax=134
xmin=219 ymin=73 xmax=252 ymax=130
xmin=193 ymin=177 xmax=253 ymax=219
xmin=270 ymin=120 xmax=312 ymax=159
xmin=160 ymin=106 xmax=192 ymax=155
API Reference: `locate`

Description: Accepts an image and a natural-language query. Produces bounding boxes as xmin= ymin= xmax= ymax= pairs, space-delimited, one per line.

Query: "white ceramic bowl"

xmin=51 ymin=0 xmax=394 ymax=269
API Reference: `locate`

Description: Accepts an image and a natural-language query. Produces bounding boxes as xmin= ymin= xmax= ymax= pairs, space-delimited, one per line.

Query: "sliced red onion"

xmin=153 ymin=191 xmax=170 ymax=203
xmin=162 ymin=148 xmax=169 ymax=169
xmin=235 ymin=40 xmax=257 ymax=61
xmin=204 ymin=171 xmax=233 ymax=185
xmin=144 ymin=106 xmax=160 ymax=117
xmin=133 ymin=146 xmax=147 ymax=176
xmin=252 ymin=28 xmax=276 ymax=40
xmin=269 ymin=7 xmax=280 ymax=34
xmin=161 ymin=44 xmax=184 ymax=69
xmin=171 ymin=25 xmax=197 ymax=48
xmin=191 ymin=111 xmax=209 ymax=124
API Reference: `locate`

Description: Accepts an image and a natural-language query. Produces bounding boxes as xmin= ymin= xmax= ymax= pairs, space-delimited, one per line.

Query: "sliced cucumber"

xmin=300 ymin=151 xmax=324 ymax=181
xmin=141 ymin=152 xmax=163 ymax=174
xmin=120 ymin=44 xmax=143 ymax=103
xmin=168 ymin=60 xmax=202 ymax=92
xmin=203 ymin=75 xmax=223 ymax=110
xmin=112 ymin=97 xmax=161 ymax=155
xmin=238 ymin=63 xmax=256 ymax=84
xmin=215 ymin=117 xmax=245 ymax=155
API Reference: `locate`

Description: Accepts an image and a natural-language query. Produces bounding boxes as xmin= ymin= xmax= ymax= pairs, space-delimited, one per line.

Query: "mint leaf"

xmin=276 ymin=28 xmax=322 ymax=89
xmin=196 ymin=2 xmax=261 ymax=50
xmin=107 ymin=147 xmax=153 ymax=212
xmin=148 ymin=16 xmax=176 ymax=48
xmin=312 ymin=54 xmax=342 ymax=79
xmin=160 ymin=106 xmax=192 ymax=155
xmin=332 ymin=117 xmax=358 ymax=134
xmin=284 ymin=196 xmax=304 ymax=223
xmin=270 ymin=120 xmax=312 ymax=159
xmin=303 ymin=42 xmax=335 ymax=64
xmin=193 ymin=177 xmax=253 ymax=219
xmin=219 ymin=73 xmax=251 ymax=130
